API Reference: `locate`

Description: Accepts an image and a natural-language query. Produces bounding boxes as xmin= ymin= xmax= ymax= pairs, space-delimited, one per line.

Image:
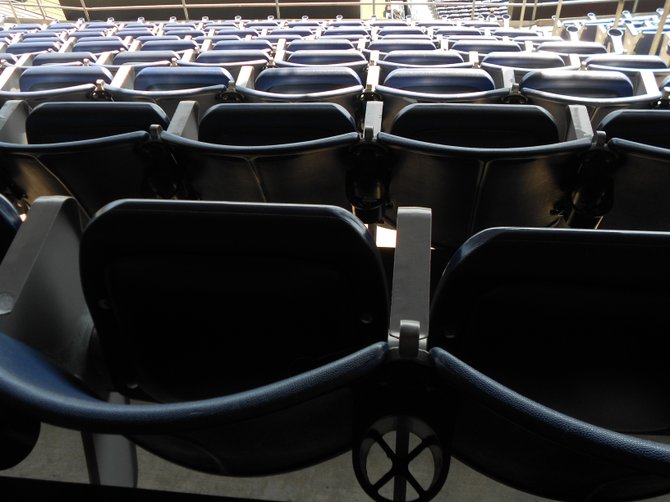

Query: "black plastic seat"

xmin=160 ymin=101 xmax=368 ymax=213
xmin=108 ymin=66 xmax=235 ymax=118
xmin=480 ymin=51 xmax=568 ymax=81
xmin=569 ymin=109 xmax=670 ymax=232
xmin=0 ymin=101 xmax=177 ymax=216
xmin=0 ymin=65 xmax=114 ymax=107
xmin=184 ymin=49 xmax=270 ymax=78
xmin=376 ymin=103 xmax=594 ymax=250
xmin=585 ymin=54 xmax=670 ymax=85
xmin=376 ymin=68 xmax=511 ymax=130
xmin=0 ymin=196 xmax=389 ymax=476
xmin=377 ymin=50 xmax=470 ymax=78
xmin=430 ymin=227 xmax=670 ymax=500
xmin=277 ymin=50 xmax=368 ymax=77
xmin=237 ymin=67 xmax=365 ymax=118
xmin=520 ymin=69 xmax=662 ymax=128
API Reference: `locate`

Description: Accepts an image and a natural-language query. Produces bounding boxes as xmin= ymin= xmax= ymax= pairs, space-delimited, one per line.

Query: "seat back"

xmin=80 ymin=199 xmax=389 ymax=402
xmin=378 ymin=103 xmax=591 ymax=250
xmin=430 ymin=226 xmax=670 ymax=498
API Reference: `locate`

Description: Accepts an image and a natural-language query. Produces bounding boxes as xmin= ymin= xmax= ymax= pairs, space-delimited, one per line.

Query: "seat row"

xmin=0 ymin=98 xmax=668 ymax=253
xmin=0 ymin=57 xmax=663 ymax=122
xmin=1 ymin=193 xmax=670 ymax=501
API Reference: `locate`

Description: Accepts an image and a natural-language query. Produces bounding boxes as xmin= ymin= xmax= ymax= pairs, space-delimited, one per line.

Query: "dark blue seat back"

xmin=80 ymin=199 xmax=389 ymax=403
xmin=383 ymin=68 xmax=496 ymax=94
xmin=19 ymin=66 xmax=113 ymax=92
xmin=254 ymin=67 xmax=362 ymax=93
xmin=134 ymin=66 xmax=234 ymax=91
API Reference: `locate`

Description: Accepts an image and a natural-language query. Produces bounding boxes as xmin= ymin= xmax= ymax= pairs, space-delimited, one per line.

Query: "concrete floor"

xmin=5 ymin=424 xmax=670 ymax=501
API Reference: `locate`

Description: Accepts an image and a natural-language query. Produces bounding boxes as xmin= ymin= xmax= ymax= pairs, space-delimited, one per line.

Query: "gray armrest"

xmin=166 ymin=100 xmax=199 ymax=139
xmin=0 ymin=196 xmax=96 ymax=385
xmin=388 ymin=207 xmax=432 ymax=357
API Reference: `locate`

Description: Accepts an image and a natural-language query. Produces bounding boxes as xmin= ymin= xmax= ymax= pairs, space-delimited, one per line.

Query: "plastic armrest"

xmin=166 ymin=100 xmax=199 ymax=139
xmin=110 ymin=64 xmax=134 ymax=89
xmin=0 ymin=196 xmax=94 ymax=382
xmin=363 ymin=100 xmax=383 ymax=140
xmin=0 ymin=100 xmax=28 ymax=143
xmin=566 ymin=104 xmax=594 ymax=141
xmin=388 ymin=207 xmax=432 ymax=356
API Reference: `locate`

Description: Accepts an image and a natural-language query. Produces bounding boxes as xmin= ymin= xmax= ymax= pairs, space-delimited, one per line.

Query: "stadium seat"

xmin=108 ymin=66 xmax=235 ymax=118
xmin=569 ymin=109 xmax=670 ymax=231
xmin=140 ymin=39 xmax=198 ymax=52
xmin=183 ymin=49 xmax=270 ymax=78
xmin=31 ymin=52 xmax=98 ymax=65
xmin=112 ymin=50 xmax=180 ymax=66
xmin=0 ymin=195 xmax=389 ymax=476
xmin=430 ymin=227 xmax=670 ymax=500
xmin=276 ymin=50 xmax=368 ymax=77
xmin=236 ymin=67 xmax=365 ymax=118
xmin=0 ymin=65 xmax=114 ymax=107
xmin=0 ymin=100 xmax=179 ymax=215
xmin=519 ymin=69 xmax=662 ymax=131
xmin=376 ymin=103 xmax=594 ymax=250
xmin=377 ymin=50 xmax=470 ymax=78
xmin=375 ymin=68 xmax=513 ymax=130
xmin=480 ymin=51 xmax=570 ymax=82
xmin=286 ymin=38 xmax=356 ymax=51
xmin=585 ymin=54 xmax=670 ymax=85
xmin=159 ymin=101 xmax=375 ymax=215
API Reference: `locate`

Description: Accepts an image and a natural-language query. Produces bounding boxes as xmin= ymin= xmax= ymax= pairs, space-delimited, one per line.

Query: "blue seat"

xmin=480 ymin=51 xmax=569 ymax=81
xmin=109 ymin=66 xmax=235 ymax=118
xmin=0 ymin=101 xmax=175 ymax=216
xmin=586 ymin=54 xmax=670 ymax=85
xmin=214 ymin=28 xmax=259 ymax=38
xmin=271 ymin=28 xmax=314 ymax=37
xmin=73 ymin=39 xmax=128 ymax=53
xmin=6 ymin=41 xmax=60 ymax=55
xmin=187 ymin=49 xmax=270 ymax=78
xmin=31 ymin=52 xmax=97 ymax=65
xmin=449 ymin=39 xmax=521 ymax=54
xmin=141 ymin=39 xmax=198 ymax=52
xmin=366 ymin=39 xmax=437 ymax=56
xmin=0 ymin=66 xmax=115 ymax=107
xmin=238 ymin=67 xmax=365 ymax=117
xmin=278 ymin=50 xmax=368 ymax=77
xmin=18 ymin=66 xmax=113 ymax=92
xmin=0 ymin=195 xmax=389 ymax=477
xmin=322 ymin=27 xmax=370 ymax=38
xmin=520 ymin=69 xmax=661 ymax=128
xmin=212 ymin=39 xmax=272 ymax=51
xmin=378 ymin=50 xmax=470 ymax=77
xmin=112 ymin=50 xmax=179 ymax=66
xmin=116 ymin=29 xmax=154 ymax=38
xmin=568 ymin=109 xmax=670 ymax=231
xmin=133 ymin=66 xmax=234 ymax=91
xmin=430 ymin=227 xmax=670 ymax=500
xmin=376 ymin=68 xmax=510 ymax=130
xmin=160 ymin=102 xmax=368 ymax=212
xmin=376 ymin=103 xmax=594 ymax=250
xmin=286 ymin=38 xmax=356 ymax=51
xmin=537 ymin=40 xmax=609 ymax=55
xmin=161 ymin=29 xmax=205 ymax=38
xmin=258 ymin=34 xmax=303 ymax=44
